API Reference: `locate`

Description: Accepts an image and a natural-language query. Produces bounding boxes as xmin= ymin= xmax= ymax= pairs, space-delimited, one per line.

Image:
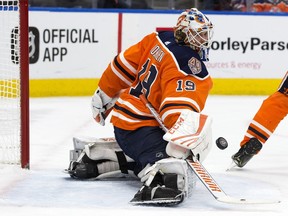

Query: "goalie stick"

xmin=139 ymin=94 xmax=280 ymax=205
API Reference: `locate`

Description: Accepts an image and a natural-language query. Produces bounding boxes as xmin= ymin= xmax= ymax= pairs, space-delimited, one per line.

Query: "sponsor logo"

xmin=29 ymin=27 xmax=40 ymax=64
xmin=211 ymin=37 xmax=288 ymax=53
xmin=11 ymin=26 xmax=40 ymax=64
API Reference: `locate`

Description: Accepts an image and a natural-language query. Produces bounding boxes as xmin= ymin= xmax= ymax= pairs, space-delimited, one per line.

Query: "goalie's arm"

xmin=91 ymin=87 xmax=119 ymax=126
xmin=92 ymin=45 xmax=147 ymax=126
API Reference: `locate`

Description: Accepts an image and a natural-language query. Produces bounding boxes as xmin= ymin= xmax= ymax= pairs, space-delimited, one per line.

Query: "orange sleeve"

xmin=98 ymin=33 xmax=156 ymax=98
xmin=255 ymin=92 xmax=288 ymax=133
xmin=241 ymin=91 xmax=288 ymax=145
xmin=160 ymin=75 xmax=213 ymax=129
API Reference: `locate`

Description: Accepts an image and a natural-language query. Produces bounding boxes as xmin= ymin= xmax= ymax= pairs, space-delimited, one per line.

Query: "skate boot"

xmin=130 ymin=173 xmax=184 ymax=206
xmin=232 ymin=138 xmax=263 ymax=168
xmin=66 ymin=154 xmax=100 ymax=179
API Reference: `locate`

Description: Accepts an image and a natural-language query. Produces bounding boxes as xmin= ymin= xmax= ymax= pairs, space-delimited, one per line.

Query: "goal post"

xmin=0 ymin=0 xmax=29 ymax=168
xmin=20 ymin=0 xmax=29 ymax=169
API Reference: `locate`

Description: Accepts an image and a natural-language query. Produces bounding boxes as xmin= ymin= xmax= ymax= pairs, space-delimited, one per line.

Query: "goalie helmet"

xmin=174 ymin=8 xmax=214 ymax=52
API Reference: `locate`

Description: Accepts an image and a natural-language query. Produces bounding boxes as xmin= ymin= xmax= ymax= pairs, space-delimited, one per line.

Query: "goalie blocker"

xmin=164 ymin=110 xmax=213 ymax=162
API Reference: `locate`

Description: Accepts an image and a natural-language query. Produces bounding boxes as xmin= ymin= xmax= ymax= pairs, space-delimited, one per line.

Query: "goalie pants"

xmin=114 ymin=126 xmax=169 ymax=175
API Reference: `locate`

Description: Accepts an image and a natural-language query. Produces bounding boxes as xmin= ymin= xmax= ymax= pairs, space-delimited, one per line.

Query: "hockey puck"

xmin=216 ymin=137 xmax=228 ymax=150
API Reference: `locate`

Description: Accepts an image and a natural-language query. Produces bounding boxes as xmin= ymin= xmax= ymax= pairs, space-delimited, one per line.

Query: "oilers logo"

xmin=11 ymin=26 xmax=39 ymax=64
xmin=188 ymin=57 xmax=202 ymax=74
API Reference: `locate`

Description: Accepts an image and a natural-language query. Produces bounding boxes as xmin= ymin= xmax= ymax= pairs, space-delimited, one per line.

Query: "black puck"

xmin=216 ymin=137 xmax=228 ymax=150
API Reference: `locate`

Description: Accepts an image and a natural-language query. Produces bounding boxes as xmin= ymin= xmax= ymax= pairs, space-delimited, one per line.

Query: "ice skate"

xmin=231 ymin=138 xmax=263 ymax=168
xmin=130 ymin=173 xmax=185 ymax=206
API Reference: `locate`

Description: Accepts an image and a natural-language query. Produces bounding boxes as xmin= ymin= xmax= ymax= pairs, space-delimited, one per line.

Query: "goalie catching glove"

xmin=91 ymin=87 xmax=118 ymax=126
xmin=164 ymin=110 xmax=213 ymax=162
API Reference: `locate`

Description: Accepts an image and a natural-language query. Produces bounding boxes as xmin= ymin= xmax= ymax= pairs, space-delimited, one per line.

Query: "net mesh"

xmin=0 ymin=0 xmax=21 ymax=164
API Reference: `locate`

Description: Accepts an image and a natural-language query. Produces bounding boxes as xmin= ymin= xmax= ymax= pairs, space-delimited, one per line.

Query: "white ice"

xmin=0 ymin=95 xmax=287 ymax=216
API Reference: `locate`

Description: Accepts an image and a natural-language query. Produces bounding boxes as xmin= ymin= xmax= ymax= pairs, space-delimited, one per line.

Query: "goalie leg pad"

xmin=67 ymin=136 xmax=136 ymax=179
xmin=70 ymin=136 xmax=118 ymax=161
xmin=165 ymin=143 xmax=190 ymax=159
xmin=131 ymin=158 xmax=196 ymax=204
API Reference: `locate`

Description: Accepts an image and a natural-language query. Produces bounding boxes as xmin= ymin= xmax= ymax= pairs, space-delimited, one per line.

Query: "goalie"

xmin=67 ymin=8 xmax=215 ymax=205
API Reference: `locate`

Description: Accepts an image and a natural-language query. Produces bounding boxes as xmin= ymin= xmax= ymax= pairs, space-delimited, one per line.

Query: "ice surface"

xmin=0 ymin=96 xmax=287 ymax=216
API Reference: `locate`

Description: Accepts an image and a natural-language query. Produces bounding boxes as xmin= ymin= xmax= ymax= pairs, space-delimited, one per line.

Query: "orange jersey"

xmin=98 ymin=31 xmax=213 ymax=131
xmin=241 ymin=71 xmax=288 ymax=145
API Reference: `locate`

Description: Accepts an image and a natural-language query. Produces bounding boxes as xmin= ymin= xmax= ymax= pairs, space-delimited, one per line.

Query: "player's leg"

xmin=114 ymin=126 xmax=196 ymax=204
xmin=232 ymin=72 xmax=288 ymax=167
xmin=113 ymin=126 xmax=169 ymax=175
xmin=67 ymin=125 xmax=169 ymax=179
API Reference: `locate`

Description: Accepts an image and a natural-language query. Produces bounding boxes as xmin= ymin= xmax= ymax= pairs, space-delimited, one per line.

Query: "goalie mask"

xmin=174 ymin=8 xmax=214 ymax=59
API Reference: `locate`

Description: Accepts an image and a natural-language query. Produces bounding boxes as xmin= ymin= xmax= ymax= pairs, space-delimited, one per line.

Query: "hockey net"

xmin=0 ymin=0 xmax=29 ymax=168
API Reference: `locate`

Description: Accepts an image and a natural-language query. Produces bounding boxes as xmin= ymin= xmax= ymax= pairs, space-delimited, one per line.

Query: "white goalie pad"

xmin=138 ymin=158 xmax=196 ymax=198
xmin=71 ymin=136 xmax=134 ymax=162
xmin=70 ymin=136 xmax=119 ymax=161
xmin=70 ymin=136 xmax=135 ymax=179
xmin=72 ymin=136 xmax=117 ymax=150
xmin=163 ymin=110 xmax=212 ymax=162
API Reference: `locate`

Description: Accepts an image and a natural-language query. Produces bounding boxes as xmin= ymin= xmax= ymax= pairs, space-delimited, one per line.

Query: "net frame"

xmin=0 ymin=0 xmax=29 ymax=168
xmin=20 ymin=0 xmax=29 ymax=169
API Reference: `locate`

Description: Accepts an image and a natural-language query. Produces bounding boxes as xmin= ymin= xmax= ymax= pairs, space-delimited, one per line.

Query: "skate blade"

xmin=226 ymin=160 xmax=237 ymax=171
xmin=130 ymin=194 xmax=184 ymax=206
xmin=130 ymin=198 xmax=183 ymax=206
